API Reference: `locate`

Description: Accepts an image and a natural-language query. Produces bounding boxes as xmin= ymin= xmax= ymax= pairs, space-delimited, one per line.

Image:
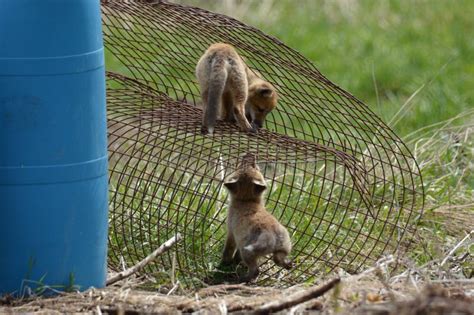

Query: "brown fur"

xmin=195 ymin=43 xmax=278 ymax=134
xmin=246 ymin=67 xmax=278 ymax=129
xmin=222 ymin=153 xmax=292 ymax=282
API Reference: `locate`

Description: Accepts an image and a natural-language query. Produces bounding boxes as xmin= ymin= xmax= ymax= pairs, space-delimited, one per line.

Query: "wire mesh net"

xmin=102 ymin=0 xmax=424 ymax=287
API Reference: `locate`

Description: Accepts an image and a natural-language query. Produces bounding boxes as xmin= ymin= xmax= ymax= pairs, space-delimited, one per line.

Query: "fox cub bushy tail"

xmin=221 ymin=153 xmax=292 ymax=282
xmin=195 ymin=43 xmax=278 ymax=135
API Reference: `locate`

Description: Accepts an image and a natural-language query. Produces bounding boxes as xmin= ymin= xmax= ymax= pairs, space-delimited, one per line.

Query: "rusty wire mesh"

xmin=102 ymin=0 xmax=424 ymax=287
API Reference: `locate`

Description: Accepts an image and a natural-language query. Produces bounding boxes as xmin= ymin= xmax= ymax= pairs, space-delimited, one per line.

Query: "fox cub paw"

xmin=201 ymin=125 xmax=215 ymax=135
xmin=248 ymin=125 xmax=258 ymax=134
xmin=250 ymin=122 xmax=262 ymax=132
xmin=283 ymin=259 xmax=294 ymax=270
xmin=239 ymin=274 xmax=258 ymax=284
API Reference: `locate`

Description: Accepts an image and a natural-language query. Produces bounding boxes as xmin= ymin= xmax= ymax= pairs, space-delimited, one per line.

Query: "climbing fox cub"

xmin=222 ymin=153 xmax=292 ymax=282
xmin=195 ymin=43 xmax=278 ymax=135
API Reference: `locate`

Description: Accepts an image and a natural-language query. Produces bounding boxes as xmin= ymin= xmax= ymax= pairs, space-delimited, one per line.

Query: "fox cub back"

xmin=221 ymin=153 xmax=292 ymax=282
xmin=195 ymin=43 xmax=278 ymax=135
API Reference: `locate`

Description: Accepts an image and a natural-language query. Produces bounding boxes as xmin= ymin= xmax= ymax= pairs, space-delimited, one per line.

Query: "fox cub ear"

xmin=259 ymin=88 xmax=273 ymax=98
xmin=224 ymin=176 xmax=239 ymax=191
xmin=252 ymin=178 xmax=266 ymax=193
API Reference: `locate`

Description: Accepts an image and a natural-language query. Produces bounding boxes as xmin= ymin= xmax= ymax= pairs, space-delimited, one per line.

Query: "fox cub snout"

xmin=221 ymin=153 xmax=292 ymax=282
xmin=195 ymin=43 xmax=278 ymax=135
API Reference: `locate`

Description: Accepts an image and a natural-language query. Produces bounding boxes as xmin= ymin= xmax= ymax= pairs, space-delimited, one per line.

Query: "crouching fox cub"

xmin=221 ymin=153 xmax=292 ymax=282
xmin=195 ymin=43 xmax=278 ymax=135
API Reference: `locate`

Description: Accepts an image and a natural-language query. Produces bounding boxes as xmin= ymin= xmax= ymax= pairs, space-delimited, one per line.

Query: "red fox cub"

xmin=195 ymin=43 xmax=278 ymax=135
xmin=221 ymin=153 xmax=292 ymax=282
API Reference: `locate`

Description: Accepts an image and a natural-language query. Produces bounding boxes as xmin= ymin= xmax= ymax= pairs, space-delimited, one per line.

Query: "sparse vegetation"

xmin=102 ymin=0 xmax=473 ymax=299
xmin=2 ymin=1 xmax=472 ymax=313
xmin=168 ymin=0 xmax=474 ymax=274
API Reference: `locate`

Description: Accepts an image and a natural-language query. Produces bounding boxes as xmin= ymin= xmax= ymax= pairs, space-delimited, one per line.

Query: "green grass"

xmin=105 ymin=82 xmax=426 ymax=288
xmin=104 ymin=0 xmax=473 ymax=288
xmin=171 ymin=0 xmax=474 ymax=272
xmin=181 ymin=0 xmax=473 ymax=136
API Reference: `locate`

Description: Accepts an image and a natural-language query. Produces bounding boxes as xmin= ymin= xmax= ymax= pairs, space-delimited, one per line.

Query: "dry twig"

xmin=106 ymin=234 xmax=182 ymax=286
xmin=252 ymin=278 xmax=340 ymax=314
xmin=440 ymin=230 xmax=473 ymax=267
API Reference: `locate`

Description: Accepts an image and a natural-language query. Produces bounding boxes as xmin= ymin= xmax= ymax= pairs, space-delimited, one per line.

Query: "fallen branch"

xmin=252 ymin=278 xmax=340 ymax=314
xmin=106 ymin=233 xmax=182 ymax=286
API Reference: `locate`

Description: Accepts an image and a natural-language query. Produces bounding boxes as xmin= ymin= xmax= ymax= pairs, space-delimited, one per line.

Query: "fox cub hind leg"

xmin=221 ymin=91 xmax=236 ymax=123
xmin=240 ymin=247 xmax=260 ymax=282
xmin=238 ymin=231 xmax=275 ymax=282
xmin=200 ymin=57 xmax=227 ymax=135
xmin=199 ymin=89 xmax=210 ymax=134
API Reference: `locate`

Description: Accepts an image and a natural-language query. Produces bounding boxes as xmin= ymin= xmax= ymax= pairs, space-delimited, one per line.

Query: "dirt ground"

xmin=1 ymin=271 xmax=473 ymax=314
xmin=2 ymin=223 xmax=472 ymax=314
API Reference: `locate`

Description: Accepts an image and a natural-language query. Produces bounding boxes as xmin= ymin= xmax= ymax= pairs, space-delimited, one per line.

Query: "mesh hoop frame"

xmin=102 ymin=1 xmax=424 ymax=287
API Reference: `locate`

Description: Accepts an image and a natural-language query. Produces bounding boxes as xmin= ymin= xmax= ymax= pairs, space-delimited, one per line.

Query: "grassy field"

xmin=1 ymin=2 xmax=472 ymax=311
xmin=103 ymin=0 xmax=473 ymax=287
xmin=184 ymin=0 xmax=474 ymax=136
xmin=171 ymin=0 xmax=474 ymax=268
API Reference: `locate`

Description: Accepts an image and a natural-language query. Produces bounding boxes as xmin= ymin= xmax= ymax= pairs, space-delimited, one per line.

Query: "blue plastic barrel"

xmin=0 ymin=0 xmax=108 ymax=295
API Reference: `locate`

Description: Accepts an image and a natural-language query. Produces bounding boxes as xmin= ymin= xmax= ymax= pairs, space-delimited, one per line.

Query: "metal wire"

xmin=102 ymin=0 xmax=424 ymax=287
